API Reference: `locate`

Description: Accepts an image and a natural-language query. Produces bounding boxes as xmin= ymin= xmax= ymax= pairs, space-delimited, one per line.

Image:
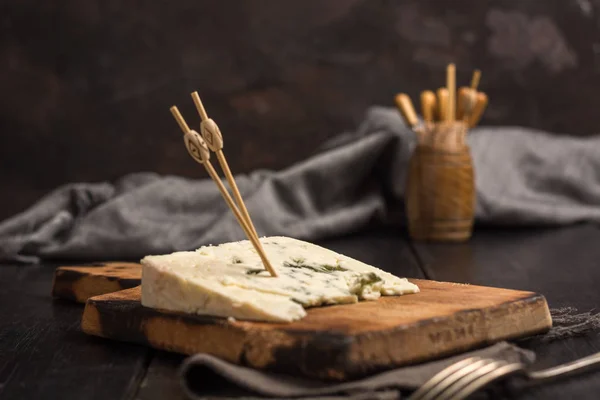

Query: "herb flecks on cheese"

xmin=141 ymin=236 xmax=419 ymax=323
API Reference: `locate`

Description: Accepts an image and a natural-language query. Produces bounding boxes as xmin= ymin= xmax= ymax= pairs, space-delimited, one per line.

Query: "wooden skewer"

xmin=470 ymin=69 xmax=481 ymax=90
xmin=458 ymin=89 xmax=478 ymax=147
xmin=202 ymin=160 xmax=278 ymax=277
xmin=190 ymin=92 xmax=261 ymax=246
xmin=433 ymin=87 xmax=449 ymax=148
xmin=456 ymin=87 xmax=470 ymax=121
xmin=420 ymin=90 xmax=436 ymax=124
xmin=171 ymin=106 xmax=191 ymax=133
xmin=394 ymin=93 xmax=419 ymax=128
xmin=435 ymin=88 xmax=449 ymax=121
xmin=446 ymin=63 xmax=456 ymax=122
xmin=462 ymin=90 xmax=478 ymax=121
xmin=191 ymin=92 xmax=209 ymax=121
xmin=170 ymin=106 xmax=278 ymax=277
xmin=419 ymin=90 xmax=436 ymax=147
xmin=468 ymin=92 xmax=488 ymax=128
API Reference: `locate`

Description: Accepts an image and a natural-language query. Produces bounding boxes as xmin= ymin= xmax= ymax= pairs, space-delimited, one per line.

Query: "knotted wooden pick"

xmin=183 ymin=130 xmax=211 ymax=165
xmin=200 ymin=118 xmax=224 ymax=152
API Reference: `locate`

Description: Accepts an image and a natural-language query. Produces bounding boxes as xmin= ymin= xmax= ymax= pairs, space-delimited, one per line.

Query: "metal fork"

xmin=408 ymin=351 xmax=600 ymax=400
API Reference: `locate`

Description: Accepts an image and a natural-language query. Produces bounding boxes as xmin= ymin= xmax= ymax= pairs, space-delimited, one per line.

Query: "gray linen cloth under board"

xmin=1 ymin=106 xmax=600 ymax=263
xmin=179 ymin=341 xmax=534 ymax=400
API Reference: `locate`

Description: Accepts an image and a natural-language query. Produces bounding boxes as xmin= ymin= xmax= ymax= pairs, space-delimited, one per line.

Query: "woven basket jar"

xmin=405 ymin=121 xmax=475 ymax=242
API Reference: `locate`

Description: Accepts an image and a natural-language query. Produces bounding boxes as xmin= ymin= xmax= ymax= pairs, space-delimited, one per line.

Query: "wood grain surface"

xmin=81 ymin=279 xmax=551 ymax=381
xmin=0 ymin=263 xmax=152 ymax=400
xmin=51 ymin=262 xmax=141 ymax=303
xmin=406 ymin=144 xmax=476 ymax=242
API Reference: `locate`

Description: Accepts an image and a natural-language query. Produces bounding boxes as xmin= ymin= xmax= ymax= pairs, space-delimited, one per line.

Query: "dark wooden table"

xmin=1 ymin=224 xmax=599 ymax=399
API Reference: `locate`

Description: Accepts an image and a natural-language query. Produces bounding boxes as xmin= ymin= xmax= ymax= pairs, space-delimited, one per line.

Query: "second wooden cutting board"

xmin=52 ymin=262 xmax=141 ymax=303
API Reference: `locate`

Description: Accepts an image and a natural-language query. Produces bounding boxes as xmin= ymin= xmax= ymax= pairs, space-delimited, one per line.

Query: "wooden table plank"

xmin=0 ymin=263 xmax=152 ymax=400
xmin=135 ymin=352 xmax=186 ymax=400
xmin=136 ymin=230 xmax=425 ymax=399
xmin=410 ymin=223 xmax=600 ymax=399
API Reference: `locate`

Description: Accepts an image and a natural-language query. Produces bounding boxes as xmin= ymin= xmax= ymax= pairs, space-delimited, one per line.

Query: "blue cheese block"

xmin=141 ymin=236 xmax=419 ymax=323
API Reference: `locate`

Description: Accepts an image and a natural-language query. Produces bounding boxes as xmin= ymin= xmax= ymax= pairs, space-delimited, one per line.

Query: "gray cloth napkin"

xmin=179 ymin=342 xmax=535 ymax=400
xmin=2 ymin=106 xmax=600 ymax=263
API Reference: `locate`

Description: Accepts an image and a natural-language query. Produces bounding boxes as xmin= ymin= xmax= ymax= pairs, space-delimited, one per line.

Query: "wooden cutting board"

xmin=77 ymin=266 xmax=552 ymax=381
xmin=52 ymin=262 xmax=141 ymax=303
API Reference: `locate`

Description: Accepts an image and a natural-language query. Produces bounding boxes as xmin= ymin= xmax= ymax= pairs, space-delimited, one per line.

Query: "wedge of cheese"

xmin=141 ymin=236 xmax=419 ymax=323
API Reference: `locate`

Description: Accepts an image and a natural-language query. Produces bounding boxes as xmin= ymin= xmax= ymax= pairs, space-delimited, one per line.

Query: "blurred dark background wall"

xmin=1 ymin=0 xmax=599 ymax=221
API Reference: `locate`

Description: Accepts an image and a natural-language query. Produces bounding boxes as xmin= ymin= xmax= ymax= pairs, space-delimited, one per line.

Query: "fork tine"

xmin=413 ymin=359 xmax=494 ymax=400
xmin=413 ymin=350 xmax=600 ymax=400
xmin=447 ymin=363 xmax=524 ymax=400
xmin=435 ymin=360 xmax=508 ymax=400
xmin=409 ymin=357 xmax=482 ymax=400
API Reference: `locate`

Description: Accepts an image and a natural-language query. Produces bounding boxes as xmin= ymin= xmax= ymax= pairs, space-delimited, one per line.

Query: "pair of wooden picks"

xmin=170 ymin=93 xmax=278 ymax=277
